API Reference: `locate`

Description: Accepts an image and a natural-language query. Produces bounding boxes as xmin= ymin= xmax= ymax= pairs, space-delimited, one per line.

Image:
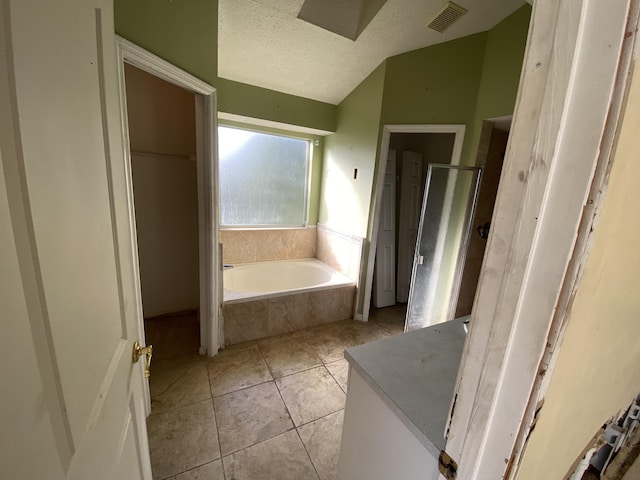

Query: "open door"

xmin=373 ymin=150 xmax=397 ymax=308
xmin=406 ymin=165 xmax=481 ymax=331
xmin=2 ymin=1 xmax=151 ymax=478
xmin=397 ymin=151 xmax=424 ymax=303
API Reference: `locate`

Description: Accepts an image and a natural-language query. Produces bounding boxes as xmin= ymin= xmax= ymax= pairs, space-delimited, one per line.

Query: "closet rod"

xmin=130 ymin=150 xmax=194 ymax=160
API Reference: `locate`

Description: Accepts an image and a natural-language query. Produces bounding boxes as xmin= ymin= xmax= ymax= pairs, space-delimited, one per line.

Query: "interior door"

xmin=2 ymin=1 xmax=151 ymax=478
xmin=406 ymin=165 xmax=481 ymax=331
xmin=373 ymin=150 xmax=397 ymax=308
xmin=397 ymin=151 xmax=424 ymax=303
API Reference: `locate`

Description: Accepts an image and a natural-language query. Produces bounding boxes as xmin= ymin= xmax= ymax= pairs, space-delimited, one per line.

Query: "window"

xmin=218 ymin=126 xmax=310 ymax=227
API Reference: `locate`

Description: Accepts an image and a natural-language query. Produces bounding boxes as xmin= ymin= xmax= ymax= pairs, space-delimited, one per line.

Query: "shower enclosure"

xmin=406 ymin=164 xmax=482 ymax=330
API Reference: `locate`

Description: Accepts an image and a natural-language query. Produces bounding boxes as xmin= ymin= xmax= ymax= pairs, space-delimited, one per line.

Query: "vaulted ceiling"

xmin=218 ymin=0 xmax=527 ymax=105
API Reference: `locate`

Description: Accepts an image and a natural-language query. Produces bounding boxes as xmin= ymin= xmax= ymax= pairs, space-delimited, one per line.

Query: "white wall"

xmin=125 ymin=65 xmax=199 ymax=318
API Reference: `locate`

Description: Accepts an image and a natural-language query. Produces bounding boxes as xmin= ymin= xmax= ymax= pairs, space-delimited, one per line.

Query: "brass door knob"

xmin=132 ymin=341 xmax=153 ymax=378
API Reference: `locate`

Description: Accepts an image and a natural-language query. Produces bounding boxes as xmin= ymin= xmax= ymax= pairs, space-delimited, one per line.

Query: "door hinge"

xmin=439 ymin=450 xmax=458 ymax=480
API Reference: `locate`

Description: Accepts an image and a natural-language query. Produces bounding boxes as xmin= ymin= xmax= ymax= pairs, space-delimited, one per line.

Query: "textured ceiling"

xmin=219 ymin=0 xmax=526 ymax=105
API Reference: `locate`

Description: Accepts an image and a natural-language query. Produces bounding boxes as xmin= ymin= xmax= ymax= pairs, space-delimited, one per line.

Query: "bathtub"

xmin=222 ymin=258 xmax=356 ymax=345
xmin=223 ymin=258 xmax=354 ymax=303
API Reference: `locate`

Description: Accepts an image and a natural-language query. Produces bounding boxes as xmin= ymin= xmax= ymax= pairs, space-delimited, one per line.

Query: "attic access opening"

xmin=297 ymin=0 xmax=389 ymax=40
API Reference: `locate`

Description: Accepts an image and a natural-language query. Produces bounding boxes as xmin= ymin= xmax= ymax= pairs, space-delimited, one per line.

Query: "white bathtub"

xmin=223 ymin=258 xmax=354 ymax=305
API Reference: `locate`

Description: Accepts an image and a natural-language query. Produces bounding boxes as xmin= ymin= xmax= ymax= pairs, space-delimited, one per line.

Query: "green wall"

xmin=464 ymin=5 xmax=532 ymax=166
xmin=216 ymin=78 xmax=336 ymax=133
xmin=114 ymin=0 xmax=337 ymax=133
xmin=114 ymin=0 xmax=218 ymax=84
xmin=114 ymin=0 xmax=335 ymax=226
xmin=327 ymin=5 xmax=531 ymax=314
xmin=380 ymin=32 xmax=488 ymax=167
xmin=319 ymin=63 xmax=387 ymax=238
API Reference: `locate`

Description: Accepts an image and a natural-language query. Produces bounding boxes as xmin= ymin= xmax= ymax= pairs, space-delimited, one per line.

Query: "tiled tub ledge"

xmin=338 ymin=317 xmax=468 ymax=480
xmin=221 ymin=259 xmax=357 ymax=345
xmin=223 ymin=286 xmax=356 ymax=345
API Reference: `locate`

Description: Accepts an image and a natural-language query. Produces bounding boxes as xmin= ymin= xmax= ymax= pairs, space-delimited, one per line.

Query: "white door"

xmin=397 ymin=151 xmax=424 ymax=303
xmin=1 ymin=1 xmax=151 ymax=479
xmin=373 ymin=150 xmax=397 ymax=308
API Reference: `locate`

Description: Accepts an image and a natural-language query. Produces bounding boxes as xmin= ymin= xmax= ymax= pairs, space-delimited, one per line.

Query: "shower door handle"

xmin=417 ymin=255 xmax=424 ymax=265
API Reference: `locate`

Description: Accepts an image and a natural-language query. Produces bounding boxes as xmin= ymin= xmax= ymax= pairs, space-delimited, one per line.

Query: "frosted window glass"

xmin=218 ymin=126 xmax=309 ymax=226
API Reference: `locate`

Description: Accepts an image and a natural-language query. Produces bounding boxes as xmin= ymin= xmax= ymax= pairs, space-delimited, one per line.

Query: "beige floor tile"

xmin=151 ymin=362 xmax=211 ymax=414
xmin=256 ymin=328 xmax=306 ymax=348
xmin=214 ymin=381 xmax=293 ymax=456
xmin=298 ymin=410 xmax=345 ymax=480
xmin=260 ymin=337 xmax=322 ymax=378
xmin=374 ymin=320 xmax=405 ymax=336
xmin=370 ymin=305 xmax=406 ymax=336
xmin=220 ymin=340 xmax=259 ymax=353
xmin=276 ymin=367 xmax=345 ymax=426
xmin=207 ymin=345 xmax=272 ymax=396
xmin=145 ymin=313 xmax=200 ymax=361
xmin=325 ymin=359 xmax=349 ymax=393
xmin=305 ymin=320 xmax=387 ymax=363
xmin=223 ymin=430 xmax=319 ymax=480
xmin=147 ymin=400 xmax=220 ymax=480
xmin=169 ymin=460 xmax=225 ymax=480
xmin=150 ymin=354 xmax=203 ymax=399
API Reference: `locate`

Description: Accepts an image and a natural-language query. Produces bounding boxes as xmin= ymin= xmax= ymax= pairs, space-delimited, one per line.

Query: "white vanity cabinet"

xmin=338 ymin=318 xmax=467 ymax=480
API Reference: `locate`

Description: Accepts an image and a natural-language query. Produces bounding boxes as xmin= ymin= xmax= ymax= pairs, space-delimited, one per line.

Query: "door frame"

xmin=114 ymin=39 xmax=220 ymax=384
xmin=444 ymin=0 xmax=639 ymax=478
xmin=362 ymin=124 xmax=465 ymax=321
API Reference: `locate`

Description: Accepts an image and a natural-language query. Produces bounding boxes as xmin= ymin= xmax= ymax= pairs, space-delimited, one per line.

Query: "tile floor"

xmin=145 ymin=305 xmax=405 ymax=480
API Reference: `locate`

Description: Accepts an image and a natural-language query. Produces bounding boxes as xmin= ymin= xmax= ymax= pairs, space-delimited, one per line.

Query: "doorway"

xmin=115 ymin=38 xmax=220 ymax=412
xmin=368 ymin=121 xmax=510 ymax=329
xmin=123 ymin=63 xmax=201 ymax=361
xmin=366 ymin=125 xmax=464 ymax=324
xmin=455 ymin=117 xmax=510 ymax=318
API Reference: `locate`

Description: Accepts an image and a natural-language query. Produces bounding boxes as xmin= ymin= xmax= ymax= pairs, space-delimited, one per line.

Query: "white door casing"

xmin=363 ymin=124 xmax=465 ymax=322
xmin=373 ymin=150 xmax=397 ymax=308
xmin=1 ymin=1 xmax=151 ymax=478
xmin=443 ymin=0 xmax=636 ymax=478
xmin=115 ymin=37 xmax=220 ymax=357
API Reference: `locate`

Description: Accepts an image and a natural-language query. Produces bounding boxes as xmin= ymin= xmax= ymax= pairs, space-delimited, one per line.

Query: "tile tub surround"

xmin=223 ymin=285 xmax=356 ymax=345
xmin=316 ymin=223 xmax=364 ymax=281
xmin=220 ymin=227 xmax=316 ymax=264
xmin=145 ymin=313 xmax=404 ymax=480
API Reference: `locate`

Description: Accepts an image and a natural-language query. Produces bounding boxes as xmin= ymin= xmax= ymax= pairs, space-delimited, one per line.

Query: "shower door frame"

xmin=405 ymin=163 xmax=482 ymax=331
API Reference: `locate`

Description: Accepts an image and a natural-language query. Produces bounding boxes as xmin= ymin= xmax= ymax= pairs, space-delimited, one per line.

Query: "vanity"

xmin=338 ymin=317 xmax=467 ymax=480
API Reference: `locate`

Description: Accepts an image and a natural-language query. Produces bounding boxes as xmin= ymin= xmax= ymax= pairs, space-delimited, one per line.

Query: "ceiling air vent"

xmin=427 ymin=2 xmax=468 ymax=33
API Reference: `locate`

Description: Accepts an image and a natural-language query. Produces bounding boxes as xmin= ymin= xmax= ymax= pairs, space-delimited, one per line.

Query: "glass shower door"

xmin=405 ymin=164 xmax=482 ymax=331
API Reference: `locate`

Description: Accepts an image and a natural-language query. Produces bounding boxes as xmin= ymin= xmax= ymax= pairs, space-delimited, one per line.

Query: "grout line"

xmin=219 ymin=425 xmax=297 ymax=458
xmin=272 ymin=363 xmax=326 ymax=381
xmin=219 ymin=426 xmax=302 ymax=460
xmin=295 ymin=407 xmax=345 ymax=429
xmin=211 ymin=378 xmax=275 ymax=399
xmin=255 ymin=340 xmax=277 ymax=380
xmin=273 ymin=373 xmax=297 ymax=432
xmin=148 ymin=397 xmax=213 ymax=417
xmin=161 ymin=458 xmax=221 ymax=480
xmin=149 ymin=357 xmax=201 ymax=401
xmin=202 ymin=352 xmax=226 ymax=478
xmin=294 ymin=426 xmax=322 ymax=480
xmin=325 ymin=365 xmax=348 ymax=395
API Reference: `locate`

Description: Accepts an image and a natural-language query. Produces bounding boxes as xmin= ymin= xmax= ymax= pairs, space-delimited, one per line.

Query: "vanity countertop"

xmin=344 ymin=317 xmax=468 ymax=456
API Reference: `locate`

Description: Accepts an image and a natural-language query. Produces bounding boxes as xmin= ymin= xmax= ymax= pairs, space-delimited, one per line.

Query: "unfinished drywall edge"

xmin=514 ymin=45 xmax=640 ymax=479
